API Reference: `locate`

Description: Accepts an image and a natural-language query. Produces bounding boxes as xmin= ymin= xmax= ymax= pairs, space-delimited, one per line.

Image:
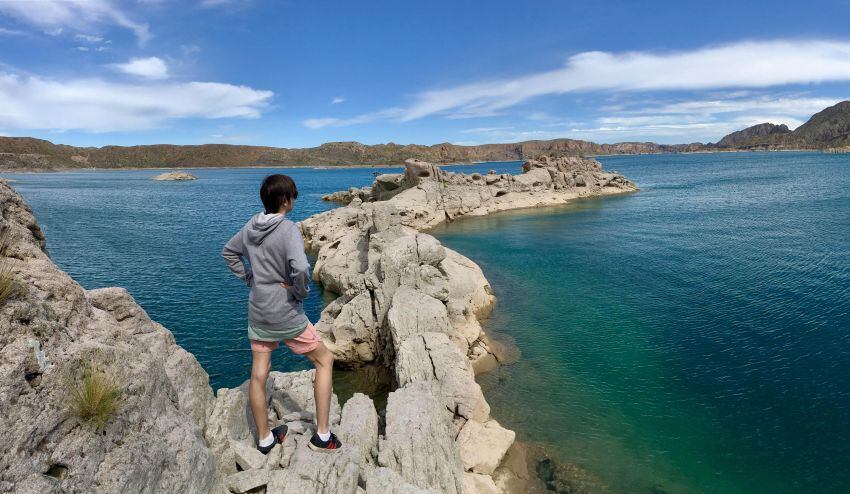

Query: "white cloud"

xmin=111 ymin=56 xmax=169 ymax=80
xmin=331 ymin=96 xmax=346 ymax=104
xmin=302 ymin=108 xmax=404 ymax=128
xmin=74 ymin=33 xmax=104 ymax=43
xmin=460 ymin=126 xmax=514 ymax=134
xmin=0 ymin=27 xmax=24 ymax=36
xmin=589 ymin=94 xmax=845 ymax=141
xmin=200 ymin=0 xmax=244 ymax=7
xmin=303 ymin=39 xmax=850 ymax=128
xmin=0 ymin=70 xmax=273 ymax=132
xmin=402 ymin=40 xmax=850 ymax=120
xmin=0 ymin=0 xmax=150 ymax=43
xmin=636 ymin=96 xmax=841 ymax=117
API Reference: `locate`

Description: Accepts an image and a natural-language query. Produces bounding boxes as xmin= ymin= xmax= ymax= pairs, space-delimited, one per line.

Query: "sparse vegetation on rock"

xmin=67 ymin=358 xmax=121 ymax=430
xmin=0 ymin=231 xmax=16 ymax=305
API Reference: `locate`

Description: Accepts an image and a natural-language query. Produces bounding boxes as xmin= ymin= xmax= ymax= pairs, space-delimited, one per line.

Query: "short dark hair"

xmin=260 ymin=174 xmax=298 ymax=214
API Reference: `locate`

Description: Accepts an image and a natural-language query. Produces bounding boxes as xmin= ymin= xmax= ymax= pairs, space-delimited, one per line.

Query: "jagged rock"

xmin=268 ymin=371 xmax=342 ymax=431
xmin=281 ymin=411 xmax=315 ymax=422
xmin=387 ymin=287 xmax=453 ymax=350
xmin=469 ymin=341 xmax=499 ymax=375
xmin=9 ymin=474 xmax=60 ymax=494
xmin=365 ymin=467 xmax=440 ymax=493
xmin=395 ymin=331 xmax=490 ymax=421
xmin=315 ymin=291 xmax=378 ymax=364
xmin=439 ymin=249 xmax=494 ymax=320
xmin=284 ymin=420 xmax=314 ymax=435
xmin=263 ymin=444 xmax=282 ymax=470
xmin=205 ymin=387 xmax=252 ymax=475
xmin=457 ymin=419 xmax=516 ymax=475
xmin=399 ymin=264 xmax=449 ymax=302
xmin=265 ymin=392 xmax=380 ymax=492
xmin=514 ymin=167 xmax=552 ymax=188
xmin=378 ymin=382 xmax=465 ymax=493
xmin=278 ymin=434 xmax=297 ymax=469
xmin=226 ymin=469 xmax=270 ymax=493
xmin=372 ymin=174 xmax=406 ymax=201
xmin=337 ymin=393 xmax=379 ymax=460
xmin=463 ymin=472 xmax=499 ymax=494
xmin=231 ymin=440 xmax=267 ymax=470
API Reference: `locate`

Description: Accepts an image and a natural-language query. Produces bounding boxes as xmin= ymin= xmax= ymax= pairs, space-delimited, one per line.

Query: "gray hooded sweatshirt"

xmin=222 ymin=212 xmax=310 ymax=332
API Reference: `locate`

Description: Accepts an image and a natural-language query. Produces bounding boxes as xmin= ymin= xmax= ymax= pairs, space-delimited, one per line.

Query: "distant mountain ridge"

xmin=716 ymin=123 xmax=791 ymax=148
xmin=0 ymin=136 xmax=699 ymax=171
xmin=2 ymin=100 xmax=849 ymax=170
xmin=714 ymin=101 xmax=850 ymax=150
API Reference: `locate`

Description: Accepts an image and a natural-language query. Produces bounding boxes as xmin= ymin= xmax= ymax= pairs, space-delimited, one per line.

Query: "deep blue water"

xmin=4 ymin=153 xmax=849 ymax=493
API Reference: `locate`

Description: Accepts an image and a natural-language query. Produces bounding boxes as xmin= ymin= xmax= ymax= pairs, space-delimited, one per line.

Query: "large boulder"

xmin=378 ymin=382 xmax=465 ymax=493
xmin=456 ymin=419 xmax=516 ymax=475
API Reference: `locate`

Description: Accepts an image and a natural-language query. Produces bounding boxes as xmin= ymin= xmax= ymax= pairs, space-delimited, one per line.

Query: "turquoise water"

xmin=4 ymin=153 xmax=849 ymax=493
xmin=430 ymin=152 xmax=850 ymax=493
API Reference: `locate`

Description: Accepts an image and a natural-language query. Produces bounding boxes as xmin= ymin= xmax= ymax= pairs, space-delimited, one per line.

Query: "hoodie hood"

xmin=246 ymin=212 xmax=286 ymax=245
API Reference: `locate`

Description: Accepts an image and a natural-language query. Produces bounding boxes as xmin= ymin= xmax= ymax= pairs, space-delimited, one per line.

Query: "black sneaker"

xmin=258 ymin=424 xmax=288 ymax=455
xmin=308 ymin=432 xmax=342 ymax=452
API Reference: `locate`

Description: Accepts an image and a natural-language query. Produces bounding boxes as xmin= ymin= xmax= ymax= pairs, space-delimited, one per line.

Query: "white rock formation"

xmin=295 ymin=157 xmax=637 ymax=492
xmin=151 ymin=171 xmax=197 ymax=181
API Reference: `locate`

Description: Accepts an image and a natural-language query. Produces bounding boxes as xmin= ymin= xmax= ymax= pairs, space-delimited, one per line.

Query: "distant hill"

xmin=3 ymin=100 xmax=849 ymax=171
xmin=715 ymin=100 xmax=850 ymax=150
xmin=716 ymin=123 xmax=791 ymax=148
xmin=0 ymin=136 xmax=699 ymax=171
xmin=791 ymin=101 xmax=850 ymax=146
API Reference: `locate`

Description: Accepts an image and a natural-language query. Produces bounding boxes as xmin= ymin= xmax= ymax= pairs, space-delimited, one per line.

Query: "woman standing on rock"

xmin=222 ymin=174 xmax=342 ymax=454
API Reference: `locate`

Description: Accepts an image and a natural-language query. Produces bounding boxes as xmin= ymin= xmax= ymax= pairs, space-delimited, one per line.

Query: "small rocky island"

xmin=151 ymin=171 xmax=197 ymax=181
xmin=0 ymin=157 xmax=635 ymax=493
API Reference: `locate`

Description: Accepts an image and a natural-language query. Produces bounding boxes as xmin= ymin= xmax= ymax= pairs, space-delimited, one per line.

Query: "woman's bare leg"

xmin=249 ymin=350 xmax=272 ymax=441
xmin=305 ymin=342 xmax=334 ymax=434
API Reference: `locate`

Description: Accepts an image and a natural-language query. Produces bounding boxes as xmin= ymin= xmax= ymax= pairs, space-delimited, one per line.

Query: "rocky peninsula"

xmin=0 ymin=156 xmax=635 ymax=493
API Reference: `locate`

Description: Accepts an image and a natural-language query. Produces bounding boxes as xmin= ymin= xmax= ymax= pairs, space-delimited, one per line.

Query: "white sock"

xmin=317 ymin=429 xmax=331 ymax=442
xmin=259 ymin=431 xmax=274 ymax=448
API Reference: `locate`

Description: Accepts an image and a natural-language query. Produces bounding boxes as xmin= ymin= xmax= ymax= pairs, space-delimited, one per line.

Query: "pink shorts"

xmin=249 ymin=322 xmax=321 ymax=355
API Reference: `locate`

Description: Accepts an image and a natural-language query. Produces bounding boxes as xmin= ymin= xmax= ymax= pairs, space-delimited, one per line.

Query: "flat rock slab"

xmin=226 ymin=469 xmax=269 ymax=493
xmin=230 ymin=440 xmax=267 ymax=470
xmin=457 ymin=419 xmax=516 ymax=475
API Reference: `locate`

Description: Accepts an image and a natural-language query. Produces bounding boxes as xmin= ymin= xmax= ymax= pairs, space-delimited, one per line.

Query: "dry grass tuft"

xmin=0 ymin=230 xmax=17 ymax=305
xmin=68 ymin=359 xmax=121 ymax=430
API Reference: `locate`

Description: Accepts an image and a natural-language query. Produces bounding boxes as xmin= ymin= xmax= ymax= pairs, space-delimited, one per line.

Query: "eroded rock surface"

xmin=295 ymin=157 xmax=636 ymax=492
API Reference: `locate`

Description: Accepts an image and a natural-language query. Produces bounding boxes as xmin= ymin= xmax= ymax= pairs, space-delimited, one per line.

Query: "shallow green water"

xmin=430 ymin=152 xmax=850 ymax=493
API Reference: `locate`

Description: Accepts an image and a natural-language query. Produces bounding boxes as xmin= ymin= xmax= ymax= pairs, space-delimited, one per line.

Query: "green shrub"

xmin=68 ymin=359 xmax=121 ymax=429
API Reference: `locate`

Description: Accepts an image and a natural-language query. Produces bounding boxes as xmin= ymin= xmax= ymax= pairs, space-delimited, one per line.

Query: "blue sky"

xmin=1 ymin=0 xmax=850 ymax=148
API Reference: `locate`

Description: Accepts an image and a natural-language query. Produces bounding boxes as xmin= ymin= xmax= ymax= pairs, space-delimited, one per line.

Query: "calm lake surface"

xmin=5 ymin=152 xmax=849 ymax=493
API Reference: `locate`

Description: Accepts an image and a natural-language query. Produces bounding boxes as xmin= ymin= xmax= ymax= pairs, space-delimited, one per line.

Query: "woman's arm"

xmin=221 ymin=229 xmax=253 ymax=286
xmin=282 ymin=225 xmax=310 ymax=300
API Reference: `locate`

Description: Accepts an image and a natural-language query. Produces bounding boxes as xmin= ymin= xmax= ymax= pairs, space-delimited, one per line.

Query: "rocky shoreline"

xmin=0 ymin=156 xmax=635 ymax=493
